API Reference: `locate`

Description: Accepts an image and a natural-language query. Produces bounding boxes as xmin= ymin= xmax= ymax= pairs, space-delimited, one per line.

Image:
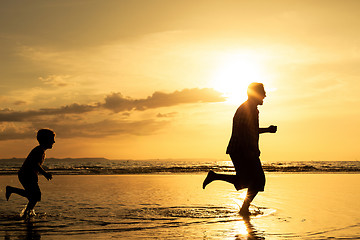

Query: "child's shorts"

xmin=18 ymin=171 xmax=41 ymax=202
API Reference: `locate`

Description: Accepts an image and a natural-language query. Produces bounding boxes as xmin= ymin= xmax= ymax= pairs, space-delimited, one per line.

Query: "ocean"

xmin=0 ymin=158 xmax=359 ymax=175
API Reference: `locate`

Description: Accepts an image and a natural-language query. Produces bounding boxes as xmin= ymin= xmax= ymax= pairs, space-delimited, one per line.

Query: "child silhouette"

xmin=6 ymin=129 xmax=55 ymax=218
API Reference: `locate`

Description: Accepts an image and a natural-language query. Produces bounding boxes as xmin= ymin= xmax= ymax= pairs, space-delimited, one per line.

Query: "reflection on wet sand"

xmin=234 ymin=217 xmax=265 ymax=240
xmin=25 ymin=222 xmax=41 ymax=240
xmin=4 ymin=221 xmax=41 ymax=240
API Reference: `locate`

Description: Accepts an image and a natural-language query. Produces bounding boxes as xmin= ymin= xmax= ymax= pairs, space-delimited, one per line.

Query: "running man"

xmin=203 ymin=82 xmax=277 ymax=216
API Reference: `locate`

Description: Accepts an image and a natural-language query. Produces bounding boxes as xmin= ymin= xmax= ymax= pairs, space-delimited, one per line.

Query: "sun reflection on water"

xmin=228 ymin=218 xmax=265 ymax=240
xmin=234 ymin=220 xmax=249 ymax=239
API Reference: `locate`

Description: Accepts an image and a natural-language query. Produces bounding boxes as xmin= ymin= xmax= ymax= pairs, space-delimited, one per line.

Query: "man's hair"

xmin=37 ymin=129 xmax=55 ymax=144
xmin=247 ymin=82 xmax=264 ymax=97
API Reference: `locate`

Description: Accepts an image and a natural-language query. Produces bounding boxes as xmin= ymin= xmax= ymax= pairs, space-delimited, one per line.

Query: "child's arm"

xmin=36 ymin=163 xmax=53 ymax=180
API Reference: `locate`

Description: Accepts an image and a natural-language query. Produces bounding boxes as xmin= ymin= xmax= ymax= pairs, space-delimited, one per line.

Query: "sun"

xmin=210 ymin=53 xmax=267 ymax=105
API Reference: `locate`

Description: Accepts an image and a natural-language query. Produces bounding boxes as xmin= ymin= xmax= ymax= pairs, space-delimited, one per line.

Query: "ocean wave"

xmin=0 ymin=158 xmax=359 ymax=175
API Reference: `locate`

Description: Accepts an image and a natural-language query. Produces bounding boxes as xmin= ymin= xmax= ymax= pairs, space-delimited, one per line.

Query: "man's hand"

xmin=268 ymin=125 xmax=277 ymax=133
xmin=44 ymin=172 xmax=53 ymax=181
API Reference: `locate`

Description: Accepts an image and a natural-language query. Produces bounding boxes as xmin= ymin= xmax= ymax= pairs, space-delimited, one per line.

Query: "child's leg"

xmin=24 ymin=199 xmax=38 ymax=216
xmin=24 ymin=184 xmax=41 ymax=215
xmin=16 ymin=174 xmax=42 ymax=216
xmin=6 ymin=186 xmax=27 ymax=200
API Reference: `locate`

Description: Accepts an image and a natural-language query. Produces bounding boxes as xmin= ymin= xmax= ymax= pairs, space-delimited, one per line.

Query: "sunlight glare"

xmin=234 ymin=220 xmax=250 ymax=238
xmin=211 ymin=53 xmax=267 ymax=105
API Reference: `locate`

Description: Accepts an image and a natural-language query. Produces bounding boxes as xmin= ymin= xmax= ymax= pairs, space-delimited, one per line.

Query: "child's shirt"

xmin=19 ymin=145 xmax=46 ymax=178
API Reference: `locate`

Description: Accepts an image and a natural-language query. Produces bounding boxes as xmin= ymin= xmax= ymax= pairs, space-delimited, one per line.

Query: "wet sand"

xmin=1 ymin=173 xmax=359 ymax=239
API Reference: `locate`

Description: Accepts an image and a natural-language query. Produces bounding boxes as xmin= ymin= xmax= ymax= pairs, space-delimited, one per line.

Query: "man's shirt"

xmin=226 ymin=100 xmax=260 ymax=157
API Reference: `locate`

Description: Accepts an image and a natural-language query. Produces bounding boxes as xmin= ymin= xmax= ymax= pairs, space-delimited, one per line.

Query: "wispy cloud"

xmin=0 ymin=119 xmax=168 ymax=140
xmin=40 ymin=119 xmax=169 ymax=138
xmin=156 ymin=112 xmax=178 ymax=118
xmin=39 ymin=75 xmax=72 ymax=87
xmin=103 ymin=88 xmax=225 ymax=112
xmin=0 ymin=104 xmax=97 ymax=122
xmin=13 ymin=100 xmax=27 ymax=106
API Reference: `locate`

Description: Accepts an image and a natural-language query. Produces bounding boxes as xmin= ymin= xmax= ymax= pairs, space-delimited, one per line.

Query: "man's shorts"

xmin=230 ymin=153 xmax=265 ymax=192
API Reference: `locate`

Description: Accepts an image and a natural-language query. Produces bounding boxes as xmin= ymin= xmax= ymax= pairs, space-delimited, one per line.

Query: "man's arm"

xmin=259 ymin=125 xmax=277 ymax=134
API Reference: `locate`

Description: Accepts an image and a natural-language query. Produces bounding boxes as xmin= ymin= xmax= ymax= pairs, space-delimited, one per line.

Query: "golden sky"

xmin=1 ymin=0 xmax=359 ymax=161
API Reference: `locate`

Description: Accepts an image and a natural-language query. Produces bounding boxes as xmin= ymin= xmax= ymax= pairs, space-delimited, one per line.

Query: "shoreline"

xmin=1 ymin=171 xmax=360 ymax=176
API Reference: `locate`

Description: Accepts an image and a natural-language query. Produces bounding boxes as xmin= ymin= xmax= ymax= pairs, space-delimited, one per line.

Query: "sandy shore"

xmin=1 ymin=173 xmax=359 ymax=239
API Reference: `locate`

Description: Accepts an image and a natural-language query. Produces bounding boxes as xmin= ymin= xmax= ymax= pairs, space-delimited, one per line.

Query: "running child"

xmin=5 ymin=129 xmax=55 ymax=218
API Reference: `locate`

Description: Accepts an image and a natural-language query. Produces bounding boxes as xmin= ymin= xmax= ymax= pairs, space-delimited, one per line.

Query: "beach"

xmin=1 ymin=173 xmax=359 ymax=239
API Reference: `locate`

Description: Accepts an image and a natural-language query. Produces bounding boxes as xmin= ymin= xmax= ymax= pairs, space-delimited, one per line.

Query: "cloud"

xmin=0 ymin=88 xmax=225 ymax=122
xmin=0 ymin=88 xmax=225 ymax=141
xmin=0 ymin=103 xmax=97 ymax=122
xmin=156 ymin=112 xmax=178 ymax=118
xmin=0 ymin=118 xmax=168 ymax=140
xmin=52 ymin=119 xmax=168 ymax=138
xmin=0 ymin=123 xmax=35 ymax=140
xmin=39 ymin=75 xmax=71 ymax=87
xmin=13 ymin=100 xmax=27 ymax=106
xmin=103 ymin=88 xmax=225 ymax=113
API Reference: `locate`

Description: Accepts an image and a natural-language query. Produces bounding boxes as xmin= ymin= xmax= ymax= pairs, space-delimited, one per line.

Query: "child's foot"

xmin=5 ymin=186 xmax=12 ymax=201
xmin=203 ymin=170 xmax=216 ymax=189
xmin=21 ymin=209 xmax=36 ymax=221
xmin=239 ymin=207 xmax=251 ymax=218
xmin=22 ymin=210 xmax=31 ymax=221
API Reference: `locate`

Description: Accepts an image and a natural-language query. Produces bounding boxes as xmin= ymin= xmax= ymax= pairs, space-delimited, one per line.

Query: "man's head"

xmin=247 ymin=82 xmax=266 ymax=105
xmin=37 ymin=129 xmax=56 ymax=149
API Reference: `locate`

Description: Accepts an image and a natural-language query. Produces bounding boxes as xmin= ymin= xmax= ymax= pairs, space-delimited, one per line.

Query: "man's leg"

xmin=239 ymin=189 xmax=258 ymax=216
xmin=203 ymin=170 xmax=238 ymax=189
xmin=6 ymin=186 xmax=27 ymax=200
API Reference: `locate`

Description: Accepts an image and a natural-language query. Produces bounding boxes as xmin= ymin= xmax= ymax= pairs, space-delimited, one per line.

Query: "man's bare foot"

xmin=203 ymin=170 xmax=216 ymax=189
xmin=5 ymin=186 xmax=11 ymax=201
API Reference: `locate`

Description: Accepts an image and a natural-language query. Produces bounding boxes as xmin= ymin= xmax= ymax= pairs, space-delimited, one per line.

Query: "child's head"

xmin=37 ymin=129 xmax=56 ymax=149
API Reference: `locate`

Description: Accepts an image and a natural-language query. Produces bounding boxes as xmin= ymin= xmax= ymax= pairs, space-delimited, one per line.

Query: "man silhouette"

xmin=203 ymin=82 xmax=277 ymax=216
